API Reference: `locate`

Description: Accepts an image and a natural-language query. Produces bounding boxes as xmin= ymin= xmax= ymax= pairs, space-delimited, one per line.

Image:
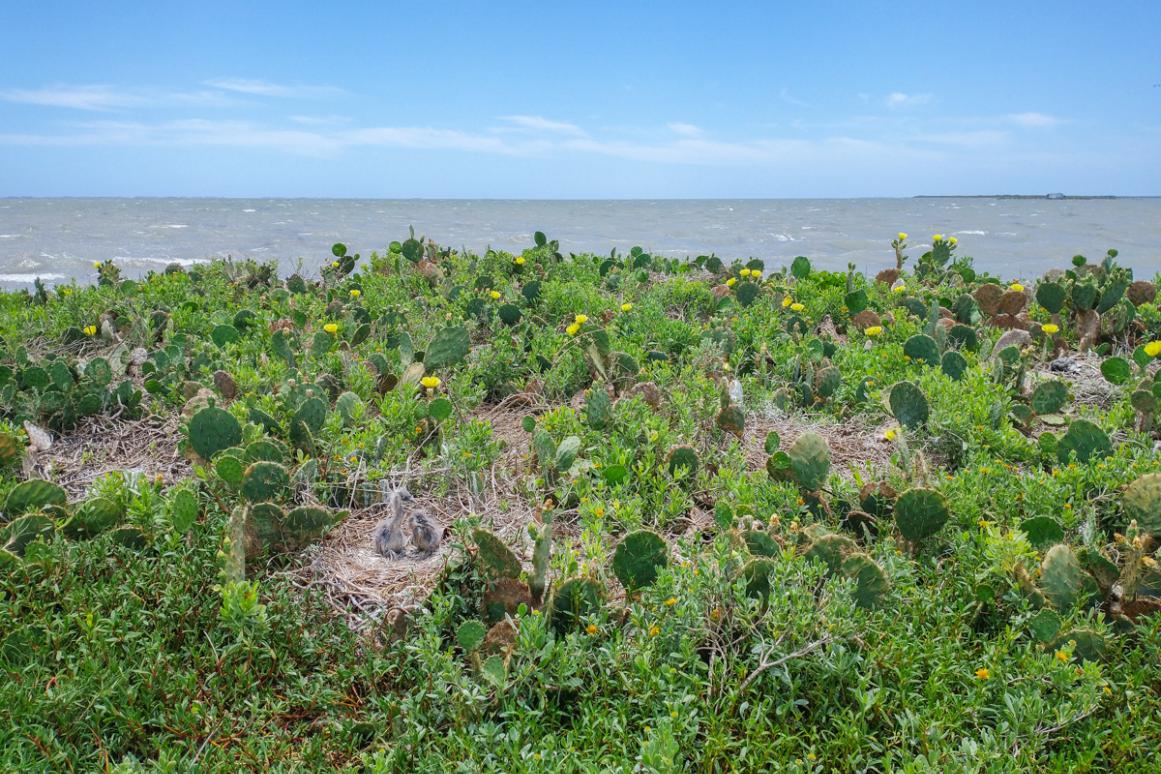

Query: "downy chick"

xmin=373 ymin=487 xmax=413 ymax=558
xmin=411 ymin=507 xmax=445 ymax=556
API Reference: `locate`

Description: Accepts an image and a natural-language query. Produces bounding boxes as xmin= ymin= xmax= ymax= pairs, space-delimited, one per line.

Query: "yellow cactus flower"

xmin=892 ymin=284 xmax=906 ymax=293
xmin=884 ymin=429 xmax=897 ymax=441
xmin=933 ymin=234 xmax=944 ymax=243
xmin=83 ymin=324 xmax=97 ymax=336
xmin=664 ymin=597 xmax=677 ymax=607
xmin=790 ymin=302 xmax=805 ymax=312
xmin=420 ymin=376 xmax=441 ymax=389
xmin=489 ymin=290 xmax=501 ymax=300
xmin=727 ymin=277 xmax=737 ymax=287
xmin=752 ymin=269 xmax=763 ymax=279
xmin=1144 ymin=340 xmax=1161 ymax=358
xmin=331 ymin=261 xmax=340 ymax=268
xmin=975 ymin=667 xmax=990 ymax=680
xmin=897 ymin=232 xmax=908 ymax=241
xmin=949 ymin=236 xmax=958 ymax=246
xmin=574 ymin=314 xmax=588 ymax=324
xmin=864 ymin=325 xmax=883 ymax=337
xmin=514 ymin=256 xmax=526 ymax=265
xmin=621 ymin=302 xmax=633 ymax=312
xmin=740 ymin=268 xmax=751 ymax=278
xmin=782 ymin=295 xmax=792 ymax=308
xmin=1010 ymin=283 xmax=1024 ymax=292
xmin=1041 ymin=323 xmax=1060 ymax=335
xmin=322 ymin=323 xmax=338 ymax=334
xmin=566 ymin=323 xmax=580 ymax=336
xmin=349 ymin=288 xmax=361 ymax=298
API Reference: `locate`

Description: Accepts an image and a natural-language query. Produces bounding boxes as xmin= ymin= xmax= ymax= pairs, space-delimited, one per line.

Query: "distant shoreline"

xmin=913 ymin=194 xmax=1131 ymax=200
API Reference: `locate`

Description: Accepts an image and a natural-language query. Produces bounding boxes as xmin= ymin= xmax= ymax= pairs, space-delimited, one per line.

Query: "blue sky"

xmin=1 ymin=1 xmax=1158 ymax=198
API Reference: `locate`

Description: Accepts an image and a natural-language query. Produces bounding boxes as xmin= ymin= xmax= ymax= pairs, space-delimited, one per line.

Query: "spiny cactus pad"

xmin=1123 ymin=472 xmax=1161 ymax=538
xmin=188 ymin=405 xmax=242 ymax=461
xmin=1 ymin=514 xmax=54 ymax=556
xmin=612 ymin=529 xmax=669 ymax=591
xmin=894 ymin=488 xmax=949 ymax=542
xmin=63 ymin=497 xmax=121 ymax=539
xmin=742 ymin=557 xmax=779 ymax=598
xmin=241 ymin=461 xmax=289 ymax=503
xmin=4 ymin=479 xmax=67 ymax=518
xmin=473 ymin=528 xmax=522 ymax=579
xmin=787 ymin=432 xmax=830 ymax=491
xmin=550 ymin=577 xmax=604 ymax=632
xmin=889 ymin=381 xmax=929 ymax=430
xmin=424 ymin=325 xmax=470 ymax=370
xmin=1040 ymin=544 xmax=1098 ymax=611
xmin=842 ymin=553 xmax=890 ymax=609
xmin=805 ymin=533 xmax=858 ymax=574
xmin=667 ymin=445 xmax=699 ymax=478
xmin=1030 ymin=381 xmax=1068 ymax=415
xmin=903 ymin=334 xmax=941 ymax=366
xmin=1057 ymin=419 xmax=1111 ymax=464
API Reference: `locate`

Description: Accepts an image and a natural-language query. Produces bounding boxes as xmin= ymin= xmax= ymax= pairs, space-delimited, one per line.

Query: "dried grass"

xmin=27 ymin=413 xmax=190 ymax=498
xmin=740 ymin=405 xmax=894 ymax=481
xmin=1029 ymin=351 xmax=1119 ymax=409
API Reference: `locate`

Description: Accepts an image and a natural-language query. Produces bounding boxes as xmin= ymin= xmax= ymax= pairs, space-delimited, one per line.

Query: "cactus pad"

xmin=1123 ymin=473 xmax=1161 ymax=537
xmin=188 ymin=406 xmax=242 ymax=461
xmin=1057 ymin=419 xmax=1110 ymax=464
xmin=4 ymin=479 xmax=67 ymax=518
xmin=842 ymin=553 xmax=890 ymax=609
xmin=612 ymin=529 xmax=669 ymax=591
xmin=473 ymin=528 xmax=521 ymax=579
xmin=787 ymin=432 xmax=830 ymax=491
xmin=889 ymin=381 xmax=929 ymax=430
xmin=550 ymin=577 xmax=604 ymax=632
xmin=241 ymin=461 xmax=289 ymax=503
xmin=894 ymin=487 xmax=949 ymax=542
xmin=1040 ymin=544 xmax=1098 ymax=610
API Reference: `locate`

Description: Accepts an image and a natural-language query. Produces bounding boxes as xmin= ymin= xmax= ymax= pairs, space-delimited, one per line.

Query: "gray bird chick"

xmin=411 ymin=508 xmax=444 ymax=556
xmin=373 ymin=487 xmax=414 ymax=558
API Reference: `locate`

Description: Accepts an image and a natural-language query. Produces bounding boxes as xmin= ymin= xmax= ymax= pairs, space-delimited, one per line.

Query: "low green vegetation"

xmin=2 ymin=232 xmax=1160 ymax=770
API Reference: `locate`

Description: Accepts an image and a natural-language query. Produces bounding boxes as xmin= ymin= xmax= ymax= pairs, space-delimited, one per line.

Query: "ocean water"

xmin=1 ymin=197 xmax=1159 ymax=288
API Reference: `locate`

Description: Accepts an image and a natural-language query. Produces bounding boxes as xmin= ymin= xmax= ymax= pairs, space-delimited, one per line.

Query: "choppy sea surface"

xmin=1 ymin=197 xmax=1159 ymax=288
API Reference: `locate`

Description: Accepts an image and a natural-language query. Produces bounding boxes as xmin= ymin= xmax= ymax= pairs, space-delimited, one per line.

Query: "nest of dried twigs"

xmin=27 ymin=413 xmax=190 ymax=498
xmin=740 ymin=406 xmax=894 ymax=481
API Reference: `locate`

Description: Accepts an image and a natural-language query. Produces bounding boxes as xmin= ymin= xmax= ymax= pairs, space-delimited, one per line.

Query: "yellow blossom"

xmin=790 ymin=302 xmax=805 ymax=312
xmin=727 ymin=277 xmax=737 ymax=287
xmin=892 ymin=284 xmax=906 ymax=293
xmin=897 ymin=232 xmax=908 ymax=241
xmin=331 ymin=261 xmax=340 ymax=268
xmin=92 ymin=261 xmax=102 ymax=269
xmin=594 ymin=505 xmax=605 ymax=518
xmin=782 ymin=296 xmax=792 ymax=308
xmin=648 ymin=624 xmax=660 ymax=637
xmin=933 ymin=234 xmax=944 ymax=242
xmin=664 ymin=597 xmax=677 ymax=607
xmin=514 ymin=256 xmax=526 ymax=265
xmin=83 ymin=324 xmax=97 ymax=336
xmin=975 ymin=667 xmax=990 ymax=680
xmin=1041 ymin=323 xmax=1060 ymax=335
xmin=1055 ymin=650 xmax=1069 ymax=663
xmin=864 ymin=325 xmax=883 ymax=337
xmin=1144 ymin=340 xmax=1161 ymax=358
xmin=420 ymin=376 xmax=441 ymax=389
xmin=740 ymin=268 xmax=751 ymax=277
xmin=621 ymin=302 xmax=633 ymax=312
xmin=751 ymin=269 xmax=763 ymax=279
xmin=585 ymin=623 xmax=598 ymax=635
xmin=884 ymin=429 xmax=897 ymax=441
xmin=574 ymin=314 xmax=588 ymax=324
xmin=566 ymin=323 xmax=580 ymax=336
xmin=489 ymin=290 xmax=501 ymax=300
xmin=949 ymin=236 xmax=958 ymax=246
xmin=1010 ymin=283 xmax=1024 ymax=292
xmin=322 ymin=323 xmax=338 ymax=334
xmin=349 ymin=289 xmax=361 ymax=298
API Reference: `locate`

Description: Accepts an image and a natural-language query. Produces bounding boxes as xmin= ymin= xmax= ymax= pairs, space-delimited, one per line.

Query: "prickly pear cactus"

xmin=612 ymin=529 xmax=669 ymax=591
xmin=550 ymin=577 xmax=604 ymax=632
xmin=585 ymin=386 xmax=612 ymax=430
xmin=742 ymin=557 xmax=779 ymax=598
xmin=4 ymin=479 xmax=67 ymax=518
xmin=1040 ymin=544 xmax=1098 ymax=610
xmin=787 ymin=432 xmax=830 ymax=491
xmin=188 ymin=405 xmax=242 ymax=461
xmin=1 ymin=513 xmax=54 ymax=556
xmin=283 ymin=506 xmax=334 ymax=547
xmin=889 ymin=381 xmax=929 ymax=430
xmin=241 ymin=461 xmax=289 ymax=503
xmin=842 ymin=553 xmax=890 ymax=609
xmin=667 ymin=445 xmax=699 ymax=478
xmin=473 ymin=528 xmax=521 ymax=579
xmin=62 ymin=496 xmax=121 ymax=539
xmin=903 ymin=334 xmax=940 ymax=366
xmin=1030 ymin=381 xmax=1068 ymax=415
xmin=424 ymin=325 xmax=470 ymax=369
xmin=804 ymin=533 xmax=857 ymax=574
xmin=1057 ymin=419 xmax=1111 ymax=464
xmin=894 ymin=488 xmax=949 ymax=542
xmin=1123 ymin=473 xmax=1161 ymax=538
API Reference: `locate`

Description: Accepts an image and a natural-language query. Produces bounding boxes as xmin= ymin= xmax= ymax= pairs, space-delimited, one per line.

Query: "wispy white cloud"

xmin=496 ymin=115 xmax=586 ymax=136
xmin=202 ymin=78 xmax=344 ymax=99
xmin=1008 ymin=112 xmax=1059 ymax=128
xmin=779 ymin=88 xmax=811 ymax=107
xmin=0 ymin=85 xmax=142 ymax=111
xmin=886 ymin=91 xmax=932 ymax=108
xmin=666 ymin=122 xmax=703 ymax=137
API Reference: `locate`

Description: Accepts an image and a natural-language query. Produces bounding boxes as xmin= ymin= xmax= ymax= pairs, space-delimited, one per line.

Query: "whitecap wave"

xmin=151 ymin=224 xmax=189 ymax=229
xmin=956 ymin=230 xmax=988 ymax=235
xmin=0 ymin=272 xmax=65 ymax=282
